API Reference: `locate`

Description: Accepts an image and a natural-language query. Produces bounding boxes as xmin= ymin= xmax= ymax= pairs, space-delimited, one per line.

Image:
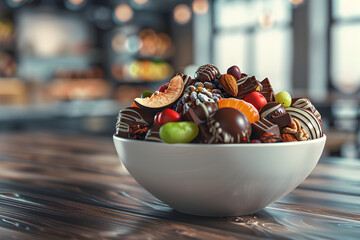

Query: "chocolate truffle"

xmin=115 ymin=107 xmax=154 ymax=139
xmin=205 ymin=107 xmax=251 ymax=144
xmin=291 ymin=97 xmax=322 ymax=125
xmin=285 ymin=107 xmax=323 ymax=139
xmin=194 ymin=64 xmax=220 ymax=82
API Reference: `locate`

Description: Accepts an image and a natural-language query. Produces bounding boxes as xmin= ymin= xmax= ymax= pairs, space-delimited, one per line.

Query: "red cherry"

xmin=157 ymin=83 xmax=169 ymax=93
xmin=227 ymin=65 xmax=242 ymax=80
xmin=154 ymin=109 xmax=181 ymax=126
xmin=243 ymin=91 xmax=267 ymax=111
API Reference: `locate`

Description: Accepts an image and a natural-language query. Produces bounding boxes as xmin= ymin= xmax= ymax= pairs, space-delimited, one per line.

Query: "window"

xmin=331 ymin=0 xmax=360 ymax=94
xmin=213 ymin=0 xmax=292 ymax=91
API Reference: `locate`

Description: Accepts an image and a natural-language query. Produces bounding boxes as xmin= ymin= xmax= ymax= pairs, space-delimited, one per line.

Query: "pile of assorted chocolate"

xmin=116 ymin=64 xmax=323 ymax=144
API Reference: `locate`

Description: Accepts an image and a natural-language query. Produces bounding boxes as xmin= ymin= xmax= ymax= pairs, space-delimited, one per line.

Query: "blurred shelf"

xmin=0 ymin=99 xmax=130 ymax=122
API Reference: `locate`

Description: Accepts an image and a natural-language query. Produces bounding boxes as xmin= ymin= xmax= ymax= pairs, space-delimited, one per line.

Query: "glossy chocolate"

xmin=145 ymin=124 xmax=163 ymax=142
xmin=184 ymin=102 xmax=218 ymax=126
xmin=115 ymin=107 xmax=154 ymax=139
xmin=251 ymin=118 xmax=280 ymax=140
xmin=259 ymin=102 xmax=286 ymax=120
xmin=236 ymin=76 xmax=263 ymax=99
xmin=291 ymin=97 xmax=322 ymax=125
xmin=194 ymin=64 xmax=220 ymax=82
xmin=227 ymin=65 xmax=242 ymax=80
xmin=260 ymin=78 xmax=275 ymax=102
xmin=285 ymin=107 xmax=323 ymax=139
xmin=259 ymin=102 xmax=292 ymax=128
xmin=205 ymin=107 xmax=251 ymax=143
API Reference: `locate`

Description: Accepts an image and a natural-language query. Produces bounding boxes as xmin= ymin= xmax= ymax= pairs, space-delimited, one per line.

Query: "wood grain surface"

xmin=0 ymin=132 xmax=359 ymax=240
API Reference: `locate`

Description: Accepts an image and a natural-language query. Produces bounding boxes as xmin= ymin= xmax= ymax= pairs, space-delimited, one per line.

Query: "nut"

xmin=129 ymin=122 xmax=149 ymax=140
xmin=282 ymin=119 xmax=301 ymax=134
xmin=219 ymin=74 xmax=238 ymax=97
xmin=260 ymin=132 xmax=281 ymax=143
xmin=282 ymin=119 xmax=309 ymax=141
xmin=296 ymin=128 xmax=309 ymax=141
xmin=281 ymin=133 xmax=298 ymax=142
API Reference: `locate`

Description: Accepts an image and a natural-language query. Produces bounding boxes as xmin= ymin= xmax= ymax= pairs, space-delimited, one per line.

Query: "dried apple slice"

xmin=134 ymin=75 xmax=184 ymax=111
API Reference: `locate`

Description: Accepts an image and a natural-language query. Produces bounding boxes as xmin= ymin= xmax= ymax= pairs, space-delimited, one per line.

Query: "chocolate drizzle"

xmin=291 ymin=98 xmax=322 ymax=125
xmin=285 ymin=107 xmax=323 ymax=139
xmin=205 ymin=108 xmax=251 ymax=144
xmin=115 ymin=107 xmax=154 ymax=139
xmin=194 ymin=64 xmax=220 ymax=82
xmin=236 ymin=76 xmax=263 ymax=99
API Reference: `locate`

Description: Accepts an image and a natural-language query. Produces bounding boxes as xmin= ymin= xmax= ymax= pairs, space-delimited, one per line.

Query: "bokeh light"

xmin=111 ymin=32 xmax=127 ymax=53
xmin=69 ymin=0 xmax=84 ymax=5
xmin=128 ymin=60 xmax=173 ymax=81
xmin=192 ymin=0 xmax=209 ymax=15
xmin=173 ymin=4 xmax=192 ymax=24
xmin=125 ymin=35 xmax=142 ymax=54
xmin=133 ymin=0 xmax=148 ymax=5
xmin=66 ymin=0 xmax=87 ymax=10
xmin=114 ymin=4 xmax=133 ymax=23
xmin=138 ymin=29 xmax=172 ymax=57
xmin=288 ymin=0 xmax=304 ymax=5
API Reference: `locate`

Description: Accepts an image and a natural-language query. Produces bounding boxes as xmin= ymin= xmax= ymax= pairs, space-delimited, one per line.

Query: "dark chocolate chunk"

xmin=251 ymin=118 xmax=280 ymax=140
xmin=145 ymin=124 xmax=163 ymax=142
xmin=259 ymin=102 xmax=292 ymax=128
xmin=205 ymin=107 xmax=251 ymax=144
xmin=115 ymin=107 xmax=154 ymax=139
xmin=194 ymin=64 xmax=220 ymax=82
xmin=260 ymin=78 xmax=275 ymax=102
xmin=236 ymin=76 xmax=263 ymax=99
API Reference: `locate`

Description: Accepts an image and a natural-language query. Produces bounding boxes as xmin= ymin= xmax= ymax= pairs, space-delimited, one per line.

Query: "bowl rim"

xmin=113 ymin=134 xmax=327 ymax=148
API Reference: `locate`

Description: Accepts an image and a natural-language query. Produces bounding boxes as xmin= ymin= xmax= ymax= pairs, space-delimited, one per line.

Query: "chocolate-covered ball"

xmin=291 ymin=97 xmax=322 ymax=125
xmin=205 ymin=107 xmax=251 ymax=143
xmin=115 ymin=107 xmax=154 ymax=139
xmin=184 ymin=102 xmax=218 ymax=126
xmin=194 ymin=64 xmax=220 ymax=82
xmin=259 ymin=102 xmax=286 ymax=121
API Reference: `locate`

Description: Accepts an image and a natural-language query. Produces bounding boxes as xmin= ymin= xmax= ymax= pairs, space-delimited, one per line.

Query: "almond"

xmin=281 ymin=133 xmax=298 ymax=142
xmin=219 ymin=74 xmax=238 ymax=97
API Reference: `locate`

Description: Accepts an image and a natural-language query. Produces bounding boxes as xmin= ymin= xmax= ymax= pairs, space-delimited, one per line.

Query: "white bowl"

xmin=113 ymin=135 xmax=326 ymax=217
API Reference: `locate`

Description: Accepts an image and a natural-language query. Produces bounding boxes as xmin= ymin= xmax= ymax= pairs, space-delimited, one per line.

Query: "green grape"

xmin=141 ymin=90 xmax=153 ymax=98
xmin=275 ymin=91 xmax=292 ymax=108
xmin=160 ymin=122 xmax=199 ymax=144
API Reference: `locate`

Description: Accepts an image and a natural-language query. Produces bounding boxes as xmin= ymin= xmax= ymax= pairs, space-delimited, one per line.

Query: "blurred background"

xmin=0 ymin=0 xmax=359 ymax=158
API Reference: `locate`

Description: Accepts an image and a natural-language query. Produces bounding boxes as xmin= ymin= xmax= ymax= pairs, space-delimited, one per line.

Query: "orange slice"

xmin=218 ymin=98 xmax=259 ymax=123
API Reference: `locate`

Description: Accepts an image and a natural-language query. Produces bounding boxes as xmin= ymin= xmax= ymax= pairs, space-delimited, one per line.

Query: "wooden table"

xmin=0 ymin=132 xmax=359 ymax=239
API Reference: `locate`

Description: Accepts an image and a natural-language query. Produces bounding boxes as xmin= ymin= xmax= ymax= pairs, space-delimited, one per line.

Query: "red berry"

xmin=243 ymin=91 xmax=267 ymax=111
xmin=227 ymin=65 xmax=242 ymax=80
xmin=157 ymin=83 xmax=169 ymax=93
xmin=154 ymin=109 xmax=181 ymax=126
xmin=251 ymin=139 xmax=262 ymax=143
